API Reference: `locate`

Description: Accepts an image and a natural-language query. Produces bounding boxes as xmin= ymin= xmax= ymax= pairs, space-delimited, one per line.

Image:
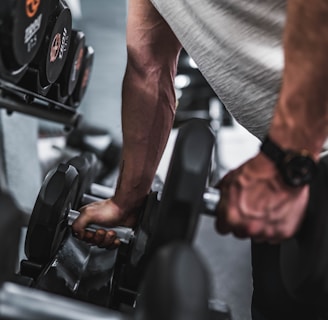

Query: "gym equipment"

xmin=68 ymin=45 xmax=95 ymax=108
xmin=0 ymin=190 xmax=23 ymax=285
xmin=0 ymin=0 xmax=50 ymax=81
xmin=24 ymin=161 xmax=128 ymax=266
xmin=0 ymin=281 xmax=127 ymax=320
xmin=280 ymin=153 xmax=328 ymax=306
xmin=25 ymin=120 xmax=217 ymax=265
xmin=24 ymin=162 xmax=79 ymax=264
xmin=30 ymin=0 xmax=72 ymax=88
xmin=2 ymin=243 xmax=231 ymax=320
xmin=65 ymin=151 xmax=102 ymax=208
xmin=136 ymin=242 xmax=210 ymax=320
xmin=23 ymin=120 xmax=217 ymax=304
xmin=47 ymin=29 xmax=86 ymax=103
xmin=0 ymin=90 xmax=82 ymax=128
xmin=136 ymin=242 xmax=232 ymax=320
xmin=17 ymin=0 xmax=72 ymax=95
xmin=66 ymin=122 xmax=122 ymax=179
xmin=58 ymin=29 xmax=86 ymax=97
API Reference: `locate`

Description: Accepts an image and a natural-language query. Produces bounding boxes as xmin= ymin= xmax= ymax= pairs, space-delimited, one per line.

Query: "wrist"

xmin=260 ymin=135 xmax=317 ymax=187
xmin=112 ymin=187 xmax=148 ymax=216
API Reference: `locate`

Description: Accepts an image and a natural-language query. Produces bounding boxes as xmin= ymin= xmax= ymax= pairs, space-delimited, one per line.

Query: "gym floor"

xmin=68 ymin=1 xmax=262 ymax=319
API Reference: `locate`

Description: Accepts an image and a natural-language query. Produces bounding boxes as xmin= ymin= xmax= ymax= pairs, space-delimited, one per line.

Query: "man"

xmin=73 ymin=0 xmax=328 ymax=318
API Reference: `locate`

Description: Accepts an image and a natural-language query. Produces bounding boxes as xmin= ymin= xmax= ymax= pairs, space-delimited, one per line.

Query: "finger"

xmin=216 ymin=183 xmax=242 ymax=235
xmin=215 ymin=197 xmax=231 ymax=235
xmin=97 ymin=230 xmax=117 ymax=248
xmin=93 ymin=229 xmax=106 ymax=244
xmin=252 ymin=223 xmax=284 ymax=244
xmin=84 ymin=230 xmax=95 ymax=242
xmin=72 ymin=209 xmax=94 ymax=239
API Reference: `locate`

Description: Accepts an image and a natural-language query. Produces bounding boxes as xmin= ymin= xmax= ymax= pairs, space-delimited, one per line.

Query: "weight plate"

xmin=148 ymin=119 xmax=215 ymax=254
xmin=66 ymin=152 xmax=99 ymax=209
xmin=0 ymin=56 xmax=28 ymax=83
xmin=0 ymin=0 xmax=50 ymax=68
xmin=45 ymin=2 xmax=72 ymax=84
xmin=25 ymin=163 xmax=79 ymax=264
xmin=70 ymin=45 xmax=94 ymax=107
xmin=33 ymin=0 xmax=72 ymax=86
xmin=13 ymin=0 xmax=50 ymax=65
xmin=59 ymin=30 xmax=85 ymax=97
xmin=280 ymin=154 xmax=328 ymax=304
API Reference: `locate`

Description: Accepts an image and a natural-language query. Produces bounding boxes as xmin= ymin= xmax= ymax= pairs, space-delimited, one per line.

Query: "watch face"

xmin=282 ymin=152 xmax=316 ymax=187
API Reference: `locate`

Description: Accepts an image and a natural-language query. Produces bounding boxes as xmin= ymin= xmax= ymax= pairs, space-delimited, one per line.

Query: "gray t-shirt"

xmin=150 ymin=0 xmax=287 ymax=140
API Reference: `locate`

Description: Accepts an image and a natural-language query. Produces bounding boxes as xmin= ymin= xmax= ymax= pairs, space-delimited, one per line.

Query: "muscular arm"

xmin=72 ymin=0 xmax=181 ymax=243
xmin=216 ymin=0 xmax=328 ymax=241
xmin=113 ymin=0 xmax=182 ymax=213
xmin=269 ymin=0 xmax=328 ymax=156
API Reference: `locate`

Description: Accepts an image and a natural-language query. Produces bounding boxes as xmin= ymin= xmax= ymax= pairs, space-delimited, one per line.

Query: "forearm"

xmin=269 ymin=0 xmax=328 ymax=158
xmin=113 ymin=0 xmax=181 ymax=212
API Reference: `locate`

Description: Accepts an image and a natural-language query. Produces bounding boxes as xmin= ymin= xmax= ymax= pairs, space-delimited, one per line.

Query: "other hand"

xmin=215 ymin=152 xmax=309 ymax=243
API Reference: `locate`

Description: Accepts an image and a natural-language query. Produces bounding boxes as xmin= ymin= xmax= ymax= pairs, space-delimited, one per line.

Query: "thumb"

xmin=71 ymin=206 xmax=92 ymax=239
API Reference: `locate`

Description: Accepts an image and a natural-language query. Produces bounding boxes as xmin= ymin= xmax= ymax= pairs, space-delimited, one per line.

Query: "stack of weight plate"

xmin=0 ymin=0 xmax=94 ymax=108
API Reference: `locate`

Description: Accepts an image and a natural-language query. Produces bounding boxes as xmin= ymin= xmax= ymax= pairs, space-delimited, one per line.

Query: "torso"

xmin=150 ymin=0 xmax=287 ymax=140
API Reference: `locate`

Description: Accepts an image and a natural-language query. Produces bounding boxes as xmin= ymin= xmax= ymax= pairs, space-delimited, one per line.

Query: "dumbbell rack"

xmin=0 ymin=78 xmax=81 ymax=128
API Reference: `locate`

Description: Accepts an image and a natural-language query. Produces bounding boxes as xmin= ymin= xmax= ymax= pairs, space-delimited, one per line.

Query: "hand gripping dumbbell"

xmin=24 ymin=119 xmax=216 ymax=289
xmin=24 ymin=160 xmax=134 ymax=265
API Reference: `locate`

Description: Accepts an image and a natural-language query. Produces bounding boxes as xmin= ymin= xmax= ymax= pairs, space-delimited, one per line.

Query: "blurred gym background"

xmin=0 ymin=1 xmax=262 ymax=319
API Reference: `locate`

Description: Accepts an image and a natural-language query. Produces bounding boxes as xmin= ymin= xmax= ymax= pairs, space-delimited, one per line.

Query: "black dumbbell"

xmin=67 ymin=45 xmax=95 ymax=108
xmin=0 ymin=0 xmax=50 ymax=83
xmin=58 ymin=29 xmax=86 ymax=97
xmin=105 ymin=120 xmax=216 ymax=308
xmin=47 ymin=29 xmax=86 ymax=103
xmin=27 ymin=0 xmax=72 ymax=91
xmin=66 ymin=122 xmax=122 ymax=178
xmin=0 ymin=190 xmax=23 ymax=285
xmin=24 ymin=161 xmax=134 ymax=265
xmin=25 ymin=119 xmax=215 ymax=274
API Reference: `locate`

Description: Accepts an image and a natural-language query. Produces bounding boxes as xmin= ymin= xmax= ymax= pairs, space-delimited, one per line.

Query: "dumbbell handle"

xmin=156 ymin=186 xmax=220 ymax=217
xmin=202 ymin=187 xmax=220 ymax=216
xmin=67 ymin=209 xmax=135 ymax=244
xmin=79 ymin=184 xmax=114 ymax=206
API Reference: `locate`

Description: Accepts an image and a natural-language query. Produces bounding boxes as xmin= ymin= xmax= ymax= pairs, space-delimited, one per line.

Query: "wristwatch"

xmin=260 ymin=135 xmax=317 ymax=187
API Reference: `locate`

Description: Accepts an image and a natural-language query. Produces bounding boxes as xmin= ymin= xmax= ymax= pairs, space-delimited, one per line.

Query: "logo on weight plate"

xmin=50 ymin=34 xmax=61 ymax=63
xmin=26 ymin=0 xmax=40 ymax=18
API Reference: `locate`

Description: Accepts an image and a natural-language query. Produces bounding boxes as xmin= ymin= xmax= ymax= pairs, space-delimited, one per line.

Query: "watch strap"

xmin=260 ymin=135 xmax=286 ymax=165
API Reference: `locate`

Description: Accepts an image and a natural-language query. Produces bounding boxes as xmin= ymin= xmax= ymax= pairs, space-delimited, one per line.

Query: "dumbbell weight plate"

xmin=68 ymin=45 xmax=94 ymax=108
xmin=33 ymin=0 xmax=72 ymax=87
xmin=0 ymin=0 xmax=50 ymax=68
xmin=65 ymin=152 xmax=100 ymax=209
xmin=129 ymin=119 xmax=215 ymax=268
xmin=58 ymin=30 xmax=85 ymax=97
xmin=150 ymin=119 xmax=215 ymax=249
xmin=112 ymin=119 xmax=215 ymax=307
xmin=280 ymin=154 xmax=328 ymax=305
xmin=25 ymin=163 xmax=79 ymax=264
